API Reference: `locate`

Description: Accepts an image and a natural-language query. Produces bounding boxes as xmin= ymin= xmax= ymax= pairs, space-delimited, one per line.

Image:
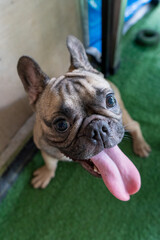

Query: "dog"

xmin=17 ymin=35 xmax=151 ymax=201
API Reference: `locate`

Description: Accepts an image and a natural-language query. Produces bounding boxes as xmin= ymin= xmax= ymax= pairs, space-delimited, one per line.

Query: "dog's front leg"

xmin=31 ymin=151 xmax=58 ymax=189
xmin=122 ymin=107 xmax=151 ymax=158
xmin=110 ymin=81 xmax=151 ymax=158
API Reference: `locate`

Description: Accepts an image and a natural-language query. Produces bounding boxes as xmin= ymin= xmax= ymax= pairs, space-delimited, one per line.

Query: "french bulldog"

xmin=17 ymin=35 xmax=151 ymax=201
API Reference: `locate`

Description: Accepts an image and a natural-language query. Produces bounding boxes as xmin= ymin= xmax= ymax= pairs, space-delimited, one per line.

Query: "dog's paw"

xmin=31 ymin=165 xmax=56 ymax=189
xmin=133 ymin=139 xmax=151 ymax=158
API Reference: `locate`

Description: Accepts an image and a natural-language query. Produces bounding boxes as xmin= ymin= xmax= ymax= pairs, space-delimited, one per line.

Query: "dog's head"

xmin=17 ymin=36 xmax=141 ymax=201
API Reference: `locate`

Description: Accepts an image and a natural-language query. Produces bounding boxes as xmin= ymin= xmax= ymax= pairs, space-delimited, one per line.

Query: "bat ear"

xmin=66 ymin=35 xmax=103 ymax=76
xmin=66 ymin=35 xmax=94 ymax=71
xmin=17 ymin=56 xmax=49 ymax=105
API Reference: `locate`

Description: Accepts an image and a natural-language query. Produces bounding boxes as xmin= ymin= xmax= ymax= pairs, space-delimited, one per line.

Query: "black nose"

xmin=85 ymin=120 xmax=110 ymax=143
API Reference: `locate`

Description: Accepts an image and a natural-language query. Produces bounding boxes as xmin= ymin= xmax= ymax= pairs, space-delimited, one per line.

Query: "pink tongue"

xmin=91 ymin=145 xmax=141 ymax=201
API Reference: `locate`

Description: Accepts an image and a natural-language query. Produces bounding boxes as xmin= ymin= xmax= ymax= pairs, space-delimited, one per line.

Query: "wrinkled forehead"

xmin=38 ymin=70 xmax=112 ymax=118
xmin=51 ymin=70 xmax=111 ymax=95
xmin=65 ymin=70 xmax=111 ymax=89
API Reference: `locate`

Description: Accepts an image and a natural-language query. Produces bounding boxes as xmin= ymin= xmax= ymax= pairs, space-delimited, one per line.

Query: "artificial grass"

xmin=1 ymin=7 xmax=160 ymax=240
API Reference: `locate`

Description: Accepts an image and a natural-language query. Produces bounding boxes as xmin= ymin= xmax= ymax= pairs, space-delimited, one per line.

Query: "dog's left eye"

xmin=54 ymin=119 xmax=70 ymax=132
xmin=106 ymin=94 xmax=116 ymax=108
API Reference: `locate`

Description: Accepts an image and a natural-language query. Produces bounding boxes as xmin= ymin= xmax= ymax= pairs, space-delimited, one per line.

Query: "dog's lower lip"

xmin=73 ymin=158 xmax=101 ymax=177
xmin=87 ymin=159 xmax=101 ymax=174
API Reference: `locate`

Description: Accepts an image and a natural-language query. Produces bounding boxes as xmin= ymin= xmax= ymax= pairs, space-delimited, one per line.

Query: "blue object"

xmin=125 ymin=0 xmax=152 ymax=21
xmin=88 ymin=0 xmax=102 ymax=53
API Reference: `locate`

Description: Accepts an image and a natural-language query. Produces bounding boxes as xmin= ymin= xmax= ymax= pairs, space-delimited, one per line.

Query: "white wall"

xmin=0 ymin=0 xmax=82 ymax=154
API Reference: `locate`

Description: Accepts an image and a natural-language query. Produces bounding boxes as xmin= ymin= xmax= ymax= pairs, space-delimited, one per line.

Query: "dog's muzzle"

xmin=85 ymin=120 xmax=110 ymax=145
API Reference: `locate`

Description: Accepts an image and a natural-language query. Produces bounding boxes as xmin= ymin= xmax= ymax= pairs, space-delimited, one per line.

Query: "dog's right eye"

xmin=54 ymin=118 xmax=70 ymax=132
xmin=106 ymin=93 xmax=116 ymax=108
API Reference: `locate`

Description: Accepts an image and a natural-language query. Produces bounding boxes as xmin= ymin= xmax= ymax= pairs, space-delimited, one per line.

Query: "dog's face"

xmin=37 ymin=70 xmax=124 ymax=160
xmin=17 ymin=35 xmax=124 ymax=176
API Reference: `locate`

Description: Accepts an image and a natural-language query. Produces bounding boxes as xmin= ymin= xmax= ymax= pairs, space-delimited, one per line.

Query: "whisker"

xmin=123 ymin=131 xmax=138 ymax=141
xmin=123 ymin=136 xmax=132 ymax=141
xmin=123 ymin=133 xmax=137 ymax=141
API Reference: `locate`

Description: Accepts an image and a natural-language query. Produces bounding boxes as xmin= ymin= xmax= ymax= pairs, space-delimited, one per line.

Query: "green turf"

xmin=1 ymin=7 xmax=160 ymax=240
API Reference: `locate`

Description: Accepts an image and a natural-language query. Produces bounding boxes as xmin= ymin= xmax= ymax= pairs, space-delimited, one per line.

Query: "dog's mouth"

xmin=75 ymin=145 xmax=141 ymax=201
xmin=75 ymin=159 xmax=101 ymax=177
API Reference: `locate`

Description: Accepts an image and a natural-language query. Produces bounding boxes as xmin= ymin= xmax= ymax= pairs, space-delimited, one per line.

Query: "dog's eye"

xmin=54 ymin=119 xmax=69 ymax=132
xmin=106 ymin=94 xmax=116 ymax=108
